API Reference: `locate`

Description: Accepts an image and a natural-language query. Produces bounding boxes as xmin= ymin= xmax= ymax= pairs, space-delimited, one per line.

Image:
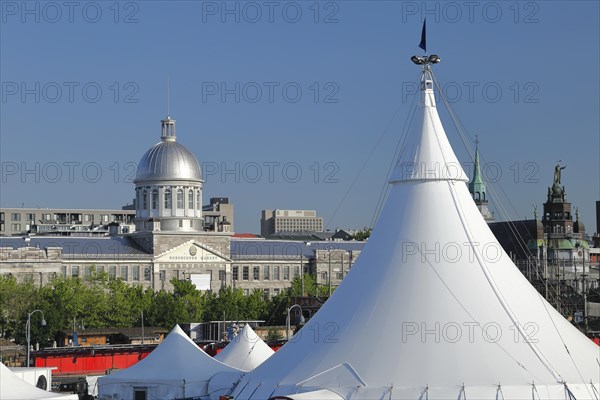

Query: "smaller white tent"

xmin=214 ymin=324 xmax=274 ymax=371
xmin=0 ymin=362 xmax=78 ymax=400
xmin=98 ymin=325 xmax=243 ymax=400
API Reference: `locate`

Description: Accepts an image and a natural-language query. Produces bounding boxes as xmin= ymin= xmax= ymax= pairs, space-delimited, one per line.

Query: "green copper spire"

xmin=469 ymin=136 xmax=487 ymax=203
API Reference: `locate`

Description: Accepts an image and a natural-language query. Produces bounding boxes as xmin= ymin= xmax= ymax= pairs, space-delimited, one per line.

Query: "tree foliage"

xmin=0 ymin=274 xmax=303 ymax=346
xmin=352 ymin=228 xmax=372 ymax=241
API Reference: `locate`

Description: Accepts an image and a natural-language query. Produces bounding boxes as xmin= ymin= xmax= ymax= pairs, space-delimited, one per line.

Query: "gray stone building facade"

xmin=0 ymin=114 xmax=366 ymax=295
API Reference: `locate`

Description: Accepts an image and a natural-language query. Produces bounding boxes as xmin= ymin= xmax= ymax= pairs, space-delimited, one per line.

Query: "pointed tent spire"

xmin=215 ymin=324 xmax=275 ymax=371
xmin=389 ymin=64 xmax=468 ymax=184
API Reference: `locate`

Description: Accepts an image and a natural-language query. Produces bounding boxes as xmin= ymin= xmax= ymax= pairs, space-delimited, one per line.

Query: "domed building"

xmin=128 ymin=115 xmax=233 ymax=291
xmin=133 ymin=116 xmax=204 ymax=233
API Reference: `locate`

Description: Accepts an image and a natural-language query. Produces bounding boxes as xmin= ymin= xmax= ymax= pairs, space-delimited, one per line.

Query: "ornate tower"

xmin=541 ymin=164 xmax=573 ymax=235
xmin=468 ymin=137 xmax=494 ymax=222
xmin=133 ymin=115 xmax=204 ymax=233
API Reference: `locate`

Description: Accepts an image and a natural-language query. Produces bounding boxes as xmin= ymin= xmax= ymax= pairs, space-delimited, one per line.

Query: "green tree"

xmin=353 ymin=228 xmax=372 ymax=241
xmin=266 ymin=328 xmax=283 ymax=341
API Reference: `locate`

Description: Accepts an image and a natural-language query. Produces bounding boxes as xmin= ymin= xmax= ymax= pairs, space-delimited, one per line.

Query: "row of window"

xmin=62 ymin=265 xmax=152 ymax=282
xmin=3 ymin=212 xmax=127 ymax=224
xmin=547 ymin=225 xmax=573 ymax=234
xmin=320 ymin=271 xmax=344 ymax=280
xmin=137 ymin=187 xmax=200 ymax=211
xmin=232 ymin=265 xmax=300 ymax=281
xmin=236 ymin=288 xmax=283 ymax=298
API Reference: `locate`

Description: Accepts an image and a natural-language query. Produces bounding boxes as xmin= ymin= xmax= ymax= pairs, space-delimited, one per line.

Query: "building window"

xmin=132 ymin=266 xmax=140 ymax=281
xmin=11 ymin=223 xmax=21 ymax=231
xmin=144 ymin=266 xmax=152 ymax=281
xmin=253 ymin=266 xmax=260 ymax=280
xmin=188 ymin=190 xmax=194 ymax=209
xmin=283 ymin=266 xmax=290 ymax=280
xmin=61 ymin=265 xmax=67 ymax=277
xmin=26 ymin=213 xmax=35 ymax=221
xmin=159 ymin=270 xmax=166 ymax=281
xmin=179 ymin=219 xmax=183 ymax=228
xmin=232 ymin=266 xmax=238 ymax=281
xmin=151 ymin=190 xmax=158 ymax=209
xmin=11 ymin=213 xmax=21 ymax=221
xmin=196 ymin=192 xmax=201 ymax=210
xmin=273 ymin=266 xmax=280 ymax=280
xmin=218 ymin=270 xmax=225 ymax=282
xmin=321 ymin=272 xmax=327 ymax=281
xmin=164 ymin=189 xmax=172 ymax=209
xmin=336 ymin=272 xmax=343 ymax=279
xmin=263 ymin=266 xmax=270 ymax=281
xmin=143 ymin=190 xmax=148 ymax=209
xmin=263 ymin=288 xmax=270 ymax=299
xmin=71 ymin=266 xmax=79 ymax=278
xmin=96 ymin=265 xmax=105 ymax=274
xmin=176 ymin=189 xmax=184 ymax=209
xmin=294 ymin=265 xmax=300 ymax=278
xmin=109 ymin=266 xmax=117 ymax=280
xmin=0 ymin=222 xmax=3 ymax=232
xmin=273 ymin=288 xmax=280 ymax=296
xmin=84 ymin=266 xmax=92 ymax=280
xmin=120 ymin=266 xmax=128 ymax=281
xmin=242 ymin=266 xmax=249 ymax=280
xmin=0 ymin=212 xmax=4 ymax=222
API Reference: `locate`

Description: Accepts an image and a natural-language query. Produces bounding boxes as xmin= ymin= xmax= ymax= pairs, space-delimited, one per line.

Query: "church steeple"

xmin=468 ymin=136 xmax=486 ymax=202
xmin=468 ymin=137 xmax=494 ymax=222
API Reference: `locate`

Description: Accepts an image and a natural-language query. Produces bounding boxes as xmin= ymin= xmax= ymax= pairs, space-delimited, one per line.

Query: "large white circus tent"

xmin=0 ymin=362 xmax=79 ymax=400
xmin=214 ymin=324 xmax=274 ymax=371
xmin=98 ymin=325 xmax=242 ymax=400
xmin=215 ymin=61 xmax=600 ymax=399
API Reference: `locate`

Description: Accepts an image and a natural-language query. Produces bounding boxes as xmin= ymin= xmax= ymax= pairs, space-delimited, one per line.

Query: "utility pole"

xmin=141 ymin=311 xmax=145 ymax=345
xmin=328 ymin=248 xmax=332 ymax=297
xmin=582 ymin=249 xmax=589 ymax=335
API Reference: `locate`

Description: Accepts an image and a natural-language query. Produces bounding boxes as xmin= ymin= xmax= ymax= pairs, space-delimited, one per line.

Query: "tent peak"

xmin=388 ymin=61 xmax=468 ymax=184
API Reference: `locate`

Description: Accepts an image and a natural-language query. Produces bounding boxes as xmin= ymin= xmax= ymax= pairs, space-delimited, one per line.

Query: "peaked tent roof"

xmin=224 ymin=67 xmax=600 ymax=400
xmin=98 ymin=325 xmax=242 ymax=398
xmin=0 ymin=362 xmax=79 ymax=400
xmin=214 ymin=324 xmax=274 ymax=371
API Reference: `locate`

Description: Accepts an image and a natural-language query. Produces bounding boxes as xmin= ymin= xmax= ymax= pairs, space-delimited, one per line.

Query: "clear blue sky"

xmin=1 ymin=1 xmax=599 ymax=234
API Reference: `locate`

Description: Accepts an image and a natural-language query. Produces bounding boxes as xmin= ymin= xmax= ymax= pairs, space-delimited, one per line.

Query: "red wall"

xmin=35 ymin=350 xmax=151 ymax=376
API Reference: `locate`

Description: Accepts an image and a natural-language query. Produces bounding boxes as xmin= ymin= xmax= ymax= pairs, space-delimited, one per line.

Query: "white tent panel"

xmin=214 ymin=324 xmax=274 ymax=371
xmin=98 ymin=325 xmax=241 ymax=400
xmin=0 ymin=362 xmax=78 ymax=400
xmin=271 ymin=389 xmax=345 ymax=399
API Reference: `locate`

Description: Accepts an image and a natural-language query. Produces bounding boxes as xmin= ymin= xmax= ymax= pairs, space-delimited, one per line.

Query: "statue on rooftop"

xmin=553 ymin=164 xmax=566 ymax=185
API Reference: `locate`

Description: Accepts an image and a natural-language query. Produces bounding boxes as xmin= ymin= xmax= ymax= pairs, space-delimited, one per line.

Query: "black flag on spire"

xmin=419 ymin=19 xmax=426 ymax=52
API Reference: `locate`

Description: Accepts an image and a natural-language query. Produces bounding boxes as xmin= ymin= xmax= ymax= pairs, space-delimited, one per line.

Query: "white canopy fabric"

xmin=214 ymin=324 xmax=274 ymax=371
xmin=98 ymin=325 xmax=242 ymax=400
xmin=0 ymin=362 xmax=78 ymax=400
xmin=223 ymin=69 xmax=600 ymax=400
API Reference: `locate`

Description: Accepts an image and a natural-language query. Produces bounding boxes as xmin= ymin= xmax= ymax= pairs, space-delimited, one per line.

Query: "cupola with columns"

xmin=133 ymin=115 xmax=204 ymax=233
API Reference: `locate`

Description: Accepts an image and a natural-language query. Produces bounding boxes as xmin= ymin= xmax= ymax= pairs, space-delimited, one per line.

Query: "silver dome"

xmin=135 ymin=140 xmax=202 ymax=183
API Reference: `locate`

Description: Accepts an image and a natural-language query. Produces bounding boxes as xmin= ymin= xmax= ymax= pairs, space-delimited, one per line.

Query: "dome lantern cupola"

xmin=161 ymin=115 xmax=176 ymax=142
